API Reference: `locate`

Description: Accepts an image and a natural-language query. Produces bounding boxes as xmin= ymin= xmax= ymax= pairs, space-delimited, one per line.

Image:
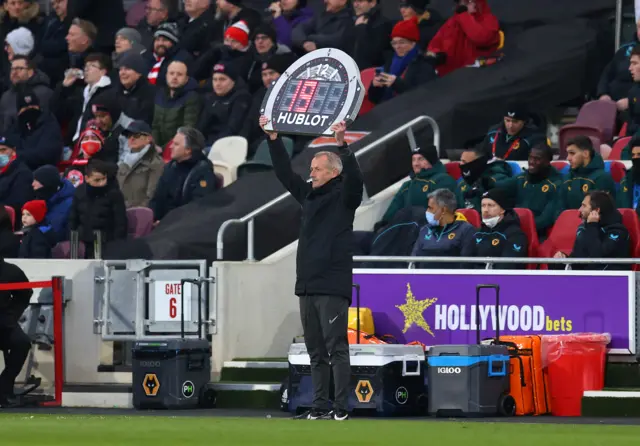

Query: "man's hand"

xmin=587 ymin=210 xmax=600 ymax=224
xmin=372 ymin=74 xmax=385 ymax=87
xmin=355 ymin=15 xmax=368 ymax=25
xmin=269 ymin=1 xmax=282 ymax=18
xmin=378 ymin=73 xmax=397 ymax=87
xmin=553 ymin=251 xmax=567 ymax=259
xmin=153 ymin=220 xmax=160 ymax=227
xmin=617 ymin=98 xmax=629 ymax=111
xmin=259 ymin=115 xmax=278 ymax=140
xmin=303 ymin=41 xmax=317 ymax=52
xmin=599 ymin=95 xmax=613 ymax=102
xmin=331 ymin=120 xmax=347 ymax=146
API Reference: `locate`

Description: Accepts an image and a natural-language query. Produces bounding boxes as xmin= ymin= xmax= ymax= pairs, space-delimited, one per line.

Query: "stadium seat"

xmin=162 ymin=141 xmax=172 ymax=163
xmin=618 ymin=208 xmax=640 ymax=271
xmin=214 ymin=172 xmax=224 ymax=189
xmin=209 ymin=136 xmax=249 ymax=186
xmin=506 ymin=161 xmax=522 ymax=176
xmin=558 ymin=125 xmax=602 ymax=159
xmin=604 ymin=160 xmax=627 ymax=184
xmin=609 ymin=136 xmax=632 ymax=160
xmin=445 ymin=161 xmax=461 ymax=180
xmin=538 ymin=210 xmax=581 ymax=268
xmin=574 ymin=100 xmax=617 ymax=142
xmin=514 ymin=208 xmax=539 ymax=269
xmin=456 ymin=208 xmax=481 ymax=227
xmin=359 ymin=67 xmax=377 ymax=116
xmin=52 ymin=241 xmax=86 ymax=259
xmin=619 ymin=122 xmax=628 ymax=137
xmin=236 ymin=137 xmax=294 ymax=178
xmin=4 ymin=206 xmax=14 ymax=231
xmin=126 ymin=207 xmax=154 ymax=238
xmin=551 ymin=161 xmax=569 ymax=175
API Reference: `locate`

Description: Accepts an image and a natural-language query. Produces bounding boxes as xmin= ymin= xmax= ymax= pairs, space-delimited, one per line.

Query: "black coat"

xmin=67 ymin=0 xmax=125 ymax=53
xmin=19 ymin=224 xmax=55 ymax=259
xmin=597 ymin=41 xmax=636 ymax=101
xmin=0 ymin=159 xmax=33 ymax=216
xmin=68 ymin=182 xmax=128 ymax=244
xmin=9 ymin=111 xmax=64 ymax=171
xmin=367 ymin=53 xmax=437 ymax=104
xmin=0 ymin=260 xmax=32 ymax=328
xmin=352 ymin=6 xmax=393 ymax=70
xmin=149 ymin=151 xmax=218 ymax=221
xmin=39 ymin=15 xmax=70 ymax=86
xmin=291 ymin=7 xmax=355 ymax=55
xmin=267 ymin=137 xmax=363 ymax=301
xmin=117 ymin=76 xmax=156 ymax=124
xmin=197 ymin=83 xmax=251 ymax=146
xmin=473 ymin=210 xmax=528 ymax=269
xmin=178 ymin=8 xmax=217 ymax=58
xmin=570 ymin=210 xmax=631 ymax=271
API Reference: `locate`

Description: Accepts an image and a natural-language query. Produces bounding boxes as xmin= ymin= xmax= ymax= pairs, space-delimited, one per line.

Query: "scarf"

xmin=121 ymin=144 xmax=150 ymax=168
xmin=381 ymin=45 xmax=419 ymax=101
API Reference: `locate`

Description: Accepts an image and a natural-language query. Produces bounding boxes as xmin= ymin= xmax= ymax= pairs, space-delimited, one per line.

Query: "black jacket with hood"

xmin=197 ymin=81 xmax=251 ymax=146
xmin=473 ymin=210 xmax=529 ymax=269
xmin=570 ymin=210 xmax=631 ymax=271
xmin=0 ymin=70 xmax=53 ymax=132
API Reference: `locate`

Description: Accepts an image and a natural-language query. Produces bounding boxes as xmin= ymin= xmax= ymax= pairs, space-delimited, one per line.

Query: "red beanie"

xmin=391 ymin=18 xmax=420 ymax=42
xmin=224 ymin=20 xmax=250 ymax=49
xmin=22 ymin=200 xmax=47 ymax=224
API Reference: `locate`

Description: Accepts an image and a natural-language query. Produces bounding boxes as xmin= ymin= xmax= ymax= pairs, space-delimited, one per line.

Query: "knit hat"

xmin=482 ymin=188 xmax=514 ymax=211
xmin=116 ymin=27 xmax=142 ymax=46
xmin=415 ymin=145 xmax=438 ymax=165
xmin=399 ymin=0 xmax=429 ymax=14
xmin=224 ymin=20 xmax=250 ymax=49
xmin=391 ymin=19 xmax=420 ymax=42
xmin=213 ymin=62 xmax=238 ymax=81
xmin=261 ymin=53 xmax=296 ymax=75
xmin=0 ymin=134 xmax=18 ymax=149
xmin=33 ymin=165 xmax=61 ymax=190
xmin=16 ymin=85 xmax=39 ymax=111
xmin=154 ymin=22 xmax=180 ymax=44
xmin=22 ymin=200 xmax=47 ymax=224
xmin=5 ymin=27 xmax=34 ymax=56
xmin=117 ymin=50 xmax=148 ymax=74
xmin=254 ymin=23 xmax=277 ymax=44
xmin=504 ymin=101 xmax=529 ymax=122
xmin=92 ymin=95 xmax=122 ymax=121
xmin=226 ymin=0 xmax=244 ymax=6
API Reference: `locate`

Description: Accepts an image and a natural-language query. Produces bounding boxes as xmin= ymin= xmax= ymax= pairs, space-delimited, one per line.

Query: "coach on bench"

xmin=0 ymin=259 xmax=33 ymax=407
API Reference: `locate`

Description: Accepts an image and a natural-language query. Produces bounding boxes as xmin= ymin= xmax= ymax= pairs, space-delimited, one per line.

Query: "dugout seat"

xmin=456 ymin=208 xmax=481 ymax=227
xmin=619 ymin=208 xmax=640 ymax=271
xmin=445 ymin=161 xmax=461 ymax=180
xmin=609 ymin=136 xmax=632 ymax=160
xmin=538 ymin=210 xmax=581 ymax=268
xmin=126 ymin=207 xmax=154 ymax=238
xmin=514 ymin=208 xmax=539 ymax=269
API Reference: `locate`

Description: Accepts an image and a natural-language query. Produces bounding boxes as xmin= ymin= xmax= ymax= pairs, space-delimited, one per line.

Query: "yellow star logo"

xmin=396 ymin=283 xmax=438 ymax=336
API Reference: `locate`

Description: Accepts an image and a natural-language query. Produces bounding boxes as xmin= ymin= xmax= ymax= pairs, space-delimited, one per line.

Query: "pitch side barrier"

xmin=351 ymin=256 xmax=640 ymax=356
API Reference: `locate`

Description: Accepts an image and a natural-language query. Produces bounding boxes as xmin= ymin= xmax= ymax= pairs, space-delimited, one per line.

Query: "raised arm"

xmin=331 ymin=121 xmax=363 ymax=210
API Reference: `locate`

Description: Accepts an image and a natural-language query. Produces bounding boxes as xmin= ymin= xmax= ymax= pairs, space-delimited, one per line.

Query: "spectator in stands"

xmin=65 ymin=18 xmax=97 ymax=71
xmin=67 ymin=0 xmax=125 ymax=54
xmin=617 ymin=137 xmax=640 ymax=210
xmin=137 ymin=0 xmax=173 ymax=49
xmin=474 ymin=189 xmax=528 ymax=269
xmin=63 ymin=121 xmax=117 ymax=186
xmin=213 ymin=0 xmax=261 ymax=43
xmin=152 ymin=60 xmax=202 ymax=148
xmin=197 ymin=63 xmax=251 ymax=147
xmin=145 ymin=22 xmax=193 ymax=88
xmin=269 ymin=0 xmax=313 ymax=48
xmin=39 ymin=0 xmax=70 ymax=86
xmin=0 ymin=205 xmax=18 ymax=257
xmin=19 ymin=199 xmax=54 ymax=259
xmin=554 ymin=191 xmax=631 ymax=270
xmin=112 ymin=28 xmax=147 ymax=71
xmin=32 ymin=164 xmax=75 ymax=243
xmin=352 ymin=0 xmax=392 ymax=70
xmin=557 ymin=136 xmax=615 ymax=213
xmin=179 ymin=0 xmax=216 ymax=58
xmin=410 ymin=188 xmax=476 ymax=269
xmin=482 ymin=102 xmax=546 ymax=161
xmin=69 ymin=158 xmax=127 ymax=259
xmin=398 ymin=0 xmax=442 ymax=50
xmin=5 ymin=27 xmax=34 ymax=62
xmin=116 ymin=50 xmax=155 ymax=124
xmin=368 ymin=19 xmax=437 ymax=104
xmin=291 ymin=0 xmax=354 ymax=55
xmin=597 ymin=28 xmax=637 ymax=102
xmin=0 ymin=56 xmax=53 ymax=132
xmin=150 ymin=126 xmax=217 ymax=222
xmin=376 ymin=145 xmax=456 ymax=230
xmin=117 ymin=120 xmax=164 ymax=208
xmin=491 ymin=143 xmax=561 ymax=237
xmin=91 ymin=98 xmax=124 ymax=164
xmin=456 ymin=145 xmax=511 ymax=212
xmin=10 ymin=86 xmax=63 ymax=170
xmin=0 ymin=1 xmax=44 ymax=52
xmin=245 ymin=24 xmax=292 ymax=94
xmin=427 ymin=0 xmax=499 ymax=77
xmin=0 ymin=134 xmax=32 ymax=216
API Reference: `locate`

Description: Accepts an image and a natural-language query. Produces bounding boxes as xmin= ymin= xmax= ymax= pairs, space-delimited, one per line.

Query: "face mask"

xmin=0 ymin=154 xmax=10 ymax=167
xmin=425 ymin=211 xmax=438 ymax=227
xmin=632 ymin=158 xmax=640 ymax=182
xmin=18 ymin=108 xmax=41 ymax=132
xmin=80 ymin=140 xmax=102 ymax=158
xmin=460 ymin=155 xmax=489 ymax=185
xmin=483 ymin=216 xmax=501 ymax=229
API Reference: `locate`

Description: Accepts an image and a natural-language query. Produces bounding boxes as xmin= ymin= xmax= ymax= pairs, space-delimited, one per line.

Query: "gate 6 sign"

xmin=153 ymin=281 xmax=192 ymax=322
xmin=261 ymin=48 xmax=365 ymax=136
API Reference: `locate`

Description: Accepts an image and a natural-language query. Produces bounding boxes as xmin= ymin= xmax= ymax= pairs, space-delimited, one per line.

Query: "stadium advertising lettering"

xmin=352 ymin=270 xmax=636 ymax=354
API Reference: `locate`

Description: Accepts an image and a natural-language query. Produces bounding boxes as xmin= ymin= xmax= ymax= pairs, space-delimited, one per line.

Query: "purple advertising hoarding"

xmin=352 ymin=269 xmax=636 ymax=354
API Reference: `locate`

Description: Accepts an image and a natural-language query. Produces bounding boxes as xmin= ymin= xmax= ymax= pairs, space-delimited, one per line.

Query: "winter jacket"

xmin=482 ymin=122 xmax=547 ymax=160
xmin=268 ymin=136 xmax=363 ymax=301
xmin=0 ymin=70 xmax=53 ymax=131
xmin=143 ymin=47 xmax=194 ymax=89
xmin=0 ymin=158 xmax=33 ymax=216
xmin=152 ymin=78 xmax=202 ymax=148
xmin=382 ymin=162 xmax=457 ymax=223
xmin=494 ymin=166 xmax=563 ymax=235
xmin=43 ymin=179 xmax=75 ymax=243
xmin=411 ymin=212 xmax=477 ymax=269
xmin=557 ymin=154 xmax=616 ymax=214
xmin=291 ymin=7 xmax=355 ymax=55
xmin=427 ymin=0 xmax=500 ymax=76
xmin=456 ymin=160 xmax=512 ymax=212
xmin=9 ymin=111 xmax=63 ymax=171
xmin=368 ymin=52 xmax=438 ymax=104
xmin=245 ymin=44 xmax=292 ymax=94
xmin=19 ymin=224 xmax=55 ymax=259
xmin=67 ymin=0 xmax=125 ymax=53
xmin=352 ymin=6 xmax=393 ymax=70
xmin=68 ymin=182 xmax=128 ymax=244
xmin=272 ymin=7 xmax=315 ymax=48
xmin=570 ymin=210 xmax=631 ymax=271
xmin=0 ymin=259 xmax=32 ymax=328
xmin=416 ymin=10 xmax=444 ymax=51
xmin=178 ymin=8 xmax=218 ymax=58
xmin=0 ymin=220 xmax=19 ymax=259
xmin=597 ymin=41 xmax=636 ymax=101
xmin=38 ymin=15 xmax=69 ymax=86
xmin=616 ymin=168 xmax=639 ymax=209
xmin=116 ymin=76 xmax=156 ymax=124
xmin=192 ymin=44 xmax=253 ymax=82
xmin=197 ymin=83 xmax=251 ymax=146
xmin=149 ymin=150 xmax=218 ymax=221
xmin=117 ymin=145 xmax=165 ymax=208
xmin=473 ymin=210 xmax=528 ymax=269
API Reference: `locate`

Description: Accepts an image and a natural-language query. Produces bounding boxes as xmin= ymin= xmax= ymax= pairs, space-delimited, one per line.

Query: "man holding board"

xmin=259 ymin=115 xmax=363 ymax=421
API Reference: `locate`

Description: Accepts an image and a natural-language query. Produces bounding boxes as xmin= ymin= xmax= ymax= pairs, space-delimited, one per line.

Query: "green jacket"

xmin=152 ymin=79 xmax=203 ymax=148
xmin=557 ymin=154 xmax=616 ymax=214
xmin=456 ymin=160 xmax=513 ymax=212
xmin=494 ymin=166 xmax=563 ymax=234
xmin=382 ymin=162 xmax=457 ymax=222
xmin=616 ymin=169 xmax=636 ymax=208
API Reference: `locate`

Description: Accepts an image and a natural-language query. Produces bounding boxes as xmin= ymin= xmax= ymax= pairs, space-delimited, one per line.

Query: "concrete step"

xmin=221 ymin=363 xmax=288 ymax=383
xmin=581 ymin=389 xmax=640 ymax=417
xmin=224 ymin=361 xmax=288 ymax=369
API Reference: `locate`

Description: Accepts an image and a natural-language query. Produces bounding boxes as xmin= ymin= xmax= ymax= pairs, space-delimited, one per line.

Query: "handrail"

xmin=353 ymin=255 xmax=640 ymax=265
xmin=614 ymin=0 xmax=623 ymax=51
xmin=216 ymin=115 xmax=441 ymax=260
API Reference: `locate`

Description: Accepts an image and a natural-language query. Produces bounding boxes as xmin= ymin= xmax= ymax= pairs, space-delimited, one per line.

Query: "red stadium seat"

xmin=445 ymin=161 xmax=461 ymax=180
xmin=609 ymin=136 xmax=632 ymax=160
xmin=551 ymin=161 xmax=569 ymax=175
xmin=4 ymin=206 xmax=14 ymax=231
xmin=605 ymin=160 xmax=627 ymax=184
xmin=574 ymin=100 xmax=617 ymax=142
xmin=618 ymin=208 xmax=640 ymax=271
xmin=538 ymin=210 xmax=581 ymax=268
xmin=558 ymin=124 xmax=603 ymax=159
xmin=456 ymin=208 xmax=480 ymax=227
xmin=358 ymin=68 xmax=377 ymax=117
xmin=126 ymin=207 xmax=154 ymax=238
xmin=619 ymin=122 xmax=628 ymax=137
xmin=162 ymin=141 xmax=173 ymax=163
xmin=514 ymin=208 xmax=539 ymax=269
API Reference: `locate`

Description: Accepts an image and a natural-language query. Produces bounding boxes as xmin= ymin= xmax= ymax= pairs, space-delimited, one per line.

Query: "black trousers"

xmin=299 ymin=295 xmax=351 ymax=412
xmin=0 ymin=325 xmax=31 ymax=396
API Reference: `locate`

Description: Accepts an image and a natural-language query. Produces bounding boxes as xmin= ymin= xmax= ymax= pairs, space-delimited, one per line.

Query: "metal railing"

xmin=615 ymin=0 xmax=623 ymax=50
xmin=216 ymin=115 xmax=441 ymax=260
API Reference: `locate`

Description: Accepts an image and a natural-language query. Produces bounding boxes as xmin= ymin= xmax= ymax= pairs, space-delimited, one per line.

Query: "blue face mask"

xmin=0 ymin=154 xmax=10 ymax=167
xmin=425 ymin=211 xmax=438 ymax=227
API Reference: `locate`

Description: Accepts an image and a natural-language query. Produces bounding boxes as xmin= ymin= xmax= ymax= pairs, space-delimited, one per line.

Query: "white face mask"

xmin=483 ymin=216 xmax=501 ymax=229
xmin=425 ymin=211 xmax=439 ymax=227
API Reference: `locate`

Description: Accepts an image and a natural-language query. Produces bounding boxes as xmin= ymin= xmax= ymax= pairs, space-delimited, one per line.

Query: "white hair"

xmin=313 ymin=151 xmax=343 ymax=174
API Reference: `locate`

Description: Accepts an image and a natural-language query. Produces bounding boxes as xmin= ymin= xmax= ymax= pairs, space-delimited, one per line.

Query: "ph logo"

xmin=182 ymin=380 xmax=195 ymax=398
xmin=395 ymin=387 xmax=408 ymax=405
